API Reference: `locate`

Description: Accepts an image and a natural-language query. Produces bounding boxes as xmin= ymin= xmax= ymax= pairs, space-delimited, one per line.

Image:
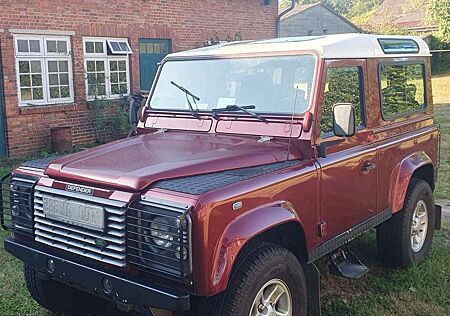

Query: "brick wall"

xmin=280 ymin=5 xmax=360 ymax=37
xmin=0 ymin=0 xmax=277 ymax=157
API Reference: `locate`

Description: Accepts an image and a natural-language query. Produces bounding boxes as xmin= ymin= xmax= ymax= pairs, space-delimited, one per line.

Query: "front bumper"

xmin=4 ymin=238 xmax=191 ymax=312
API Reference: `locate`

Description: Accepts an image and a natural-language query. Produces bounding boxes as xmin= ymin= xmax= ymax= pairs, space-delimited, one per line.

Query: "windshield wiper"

xmin=170 ymin=81 xmax=200 ymax=119
xmin=212 ymin=104 xmax=267 ymax=122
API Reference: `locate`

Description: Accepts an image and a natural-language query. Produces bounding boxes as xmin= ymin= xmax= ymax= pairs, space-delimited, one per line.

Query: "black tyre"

xmin=196 ymin=243 xmax=307 ymax=316
xmin=377 ymin=178 xmax=435 ymax=268
xmin=24 ymin=264 xmax=103 ymax=315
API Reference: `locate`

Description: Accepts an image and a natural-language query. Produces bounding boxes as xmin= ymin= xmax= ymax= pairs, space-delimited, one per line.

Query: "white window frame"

xmin=83 ymin=37 xmax=131 ymax=100
xmin=106 ymin=39 xmax=132 ymax=55
xmin=14 ymin=35 xmax=74 ymax=106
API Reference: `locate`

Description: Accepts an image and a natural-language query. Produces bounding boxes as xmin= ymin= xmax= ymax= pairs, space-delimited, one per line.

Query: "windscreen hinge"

xmin=258 ymin=136 xmax=273 ymax=143
xmin=153 ymin=128 xmax=168 ymax=134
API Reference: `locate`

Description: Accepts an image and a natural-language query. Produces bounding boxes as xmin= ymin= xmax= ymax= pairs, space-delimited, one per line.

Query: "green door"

xmin=0 ymin=47 xmax=7 ymax=157
xmin=139 ymin=39 xmax=172 ymax=91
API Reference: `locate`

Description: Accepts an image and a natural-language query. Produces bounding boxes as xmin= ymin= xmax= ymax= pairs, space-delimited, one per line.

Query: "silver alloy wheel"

xmin=411 ymin=200 xmax=429 ymax=253
xmin=250 ymin=279 xmax=292 ymax=316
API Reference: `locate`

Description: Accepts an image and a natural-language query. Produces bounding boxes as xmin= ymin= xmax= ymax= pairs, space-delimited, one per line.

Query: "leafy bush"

xmin=88 ymin=97 xmax=130 ymax=144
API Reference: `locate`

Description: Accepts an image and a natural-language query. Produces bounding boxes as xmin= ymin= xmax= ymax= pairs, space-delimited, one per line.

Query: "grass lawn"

xmin=432 ymin=75 xmax=450 ymax=105
xmin=434 ymin=104 xmax=450 ymax=199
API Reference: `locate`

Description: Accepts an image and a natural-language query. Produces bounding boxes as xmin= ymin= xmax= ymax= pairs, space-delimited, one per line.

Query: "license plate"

xmin=42 ymin=195 xmax=104 ymax=231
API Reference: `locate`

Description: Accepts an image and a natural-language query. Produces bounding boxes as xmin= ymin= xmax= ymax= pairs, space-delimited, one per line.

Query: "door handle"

xmin=362 ymin=162 xmax=377 ymax=174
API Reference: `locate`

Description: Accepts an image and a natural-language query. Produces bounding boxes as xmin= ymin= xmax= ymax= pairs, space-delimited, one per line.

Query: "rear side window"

xmin=380 ymin=63 xmax=426 ymax=118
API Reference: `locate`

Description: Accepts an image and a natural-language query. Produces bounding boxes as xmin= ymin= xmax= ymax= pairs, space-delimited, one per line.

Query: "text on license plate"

xmin=42 ymin=195 xmax=104 ymax=231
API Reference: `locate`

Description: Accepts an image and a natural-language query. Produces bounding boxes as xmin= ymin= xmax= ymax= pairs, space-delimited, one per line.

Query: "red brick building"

xmin=0 ymin=0 xmax=277 ymax=157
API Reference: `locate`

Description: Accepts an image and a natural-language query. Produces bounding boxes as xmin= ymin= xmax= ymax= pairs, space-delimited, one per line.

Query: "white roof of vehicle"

xmin=168 ymin=34 xmax=430 ymax=59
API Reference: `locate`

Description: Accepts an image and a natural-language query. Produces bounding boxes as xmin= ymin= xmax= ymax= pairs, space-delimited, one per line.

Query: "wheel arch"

xmin=389 ymin=151 xmax=435 ymax=213
xmin=207 ymin=201 xmax=309 ymax=295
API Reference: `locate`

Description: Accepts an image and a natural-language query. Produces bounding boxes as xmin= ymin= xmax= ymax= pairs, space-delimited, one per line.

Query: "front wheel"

xmin=377 ymin=178 xmax=436 ymax=268
xmin=196 ymin=243 xmax=307 ymax=316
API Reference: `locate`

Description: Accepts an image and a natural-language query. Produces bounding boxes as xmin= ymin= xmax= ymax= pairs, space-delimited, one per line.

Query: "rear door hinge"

xmin=318 ymin=221 xmax=327 ymax=237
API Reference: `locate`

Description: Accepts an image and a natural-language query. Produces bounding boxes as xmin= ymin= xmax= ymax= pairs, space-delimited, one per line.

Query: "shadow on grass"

xmin=321 ymin=222 xmax=450 ymax=316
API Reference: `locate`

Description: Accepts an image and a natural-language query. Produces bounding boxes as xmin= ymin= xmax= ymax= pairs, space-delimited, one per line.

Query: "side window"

xmin=321 ymin=67 xmax=365 ymax=136
xmin=380 ymin=63 xmax=426 ymax=118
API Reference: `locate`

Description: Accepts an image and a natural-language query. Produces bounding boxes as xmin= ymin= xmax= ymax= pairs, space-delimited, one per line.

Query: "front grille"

xmin=0 ymin=173 xmax=38 ymax=237
xmin=33 ymin=186 xmax=127 ymax=267
xmin=127 ymin=197 xmax=192 ymax=280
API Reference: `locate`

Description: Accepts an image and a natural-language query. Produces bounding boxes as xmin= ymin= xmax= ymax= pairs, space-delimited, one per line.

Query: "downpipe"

xmin=277 ymin=0 xmax=297 ymax=37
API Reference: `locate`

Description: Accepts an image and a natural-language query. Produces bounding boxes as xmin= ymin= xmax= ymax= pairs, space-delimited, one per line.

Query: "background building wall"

xmin=280 ymin=5 xmax=360 ymax=37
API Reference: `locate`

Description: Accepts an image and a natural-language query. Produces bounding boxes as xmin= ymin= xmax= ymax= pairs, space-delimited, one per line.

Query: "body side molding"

xmin=308 ymin=209 xmax=392 ymax=263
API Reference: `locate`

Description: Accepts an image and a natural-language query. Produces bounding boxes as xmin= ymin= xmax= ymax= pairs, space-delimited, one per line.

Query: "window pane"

xmin=97 ymin=84 xmax=106 ymax=96
xmin=118 ymin=60 xmax=126 ymax=71
xmin=19 ymin=61 xmax=30 ymax=73
xmin=111 ymin=42 xmax=120 ymax=51
xmin=95 ymin=42 xmax=103 ymax=53
xmin=47 ymin=40 xmax=57 ymax=53
xmin=154 ymin=43 xmax=161 ymax=54
xmin=146 ymin=43 xmax=154 ymax=54
xmin=110 ymin=61 xmax=118 ymax=71
xmin=321 ymin=67 xmax=364 ymax=136
xmin=86 ymin=61 xmax=95 ymax=72
xmin=111 ymin=84 xmax=119 ymax=94
xmin=17 ymin=40 xmax=28 ymax=53
xmin=48 ymin=61 xmax=58 ymax=72
xmin=57 ymin=41 xmax=68 ymax=53
xmin=110 ymin=72 xmax=118 ymax=83
xmin=119 ymin=42 xmax=129 ymax=52
xmin=20 ymin=75 xmax=31 ymax=87
xmin=97 ymin=73 xmax=105 ymax=84
xmin=85 ymin=41 xmax=94 ymax=53
xmin=139 ymin=43 xmax=147 ymax=53
xmin=118 ymin=72 xmax=126 ymax=82
xmin=161 ymin=43 xmax=169 ymax=54
xmin=31 ymin=74 xmax=42 ymax=86
xmin=88 ymin=84 xmax=96 ymax=96
xmin=21 ymin=88 xmax=32 ymax=100
xmin=59 ymin=61 xmax=68 ymax=72
xmin=380 ymin=64 xmax=426 ymax=118
xmin=119 ymin=84 xmax=127 ymax=94
xmin=87 ymin=73 xmax=96 ymax=84
xmin=96 ymin=61 xmax=104 ymax=71
xmin=49 ymin=74 xmax=59 ymax=85
xmin=29 ymin=40 xmax=40 ymax=53
xmin=32 ymin=88 xmax=44 ymax=100
xmin=30 ymin=61 xmax=42 ymax=73
xmin=60 ymin=73 xmax=69 ymax=85
xmin=50 ymin=86 xmax=60 ymax=98
xmin=60 ymin=86 xmax=70 ymax=98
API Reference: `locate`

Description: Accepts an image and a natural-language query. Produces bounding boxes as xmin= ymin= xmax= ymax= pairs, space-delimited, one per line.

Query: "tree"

xmin=279 ymin=0 xmax=382 ymax=18
xmin=428 ymin=0 xmax=450 ymax=42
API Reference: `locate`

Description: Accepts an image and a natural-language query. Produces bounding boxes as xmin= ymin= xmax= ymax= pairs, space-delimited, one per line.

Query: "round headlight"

xmin=148 ymin=216 xmax=174 ymax=248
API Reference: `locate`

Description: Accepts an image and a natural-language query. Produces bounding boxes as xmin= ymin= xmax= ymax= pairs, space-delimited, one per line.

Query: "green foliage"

xmin=279 ymin=0 xmax=382 ymax=19
xmin=428 ymin=0 xmax=450 ymax=43
xmin=88 ymin=97 xmax=130 ymax=144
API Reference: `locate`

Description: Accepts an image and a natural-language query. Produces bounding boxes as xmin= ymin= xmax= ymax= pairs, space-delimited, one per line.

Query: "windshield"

xmin=149 ymin=55 xmax=316 ymax=115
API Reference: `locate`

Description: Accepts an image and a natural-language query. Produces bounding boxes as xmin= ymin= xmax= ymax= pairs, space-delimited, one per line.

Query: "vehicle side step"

xmin=328 ymin=248 xmax=369 ymax=279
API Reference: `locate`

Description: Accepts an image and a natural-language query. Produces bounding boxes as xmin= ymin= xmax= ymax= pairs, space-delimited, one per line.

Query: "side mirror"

xmin=333 ymin=103 xmax=356 ymax=137
xmin=129 ymin=94 xmax=144 ymax=125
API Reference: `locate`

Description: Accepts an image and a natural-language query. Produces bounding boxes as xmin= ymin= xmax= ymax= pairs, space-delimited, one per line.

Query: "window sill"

xmin=19 ymin=102 xmax=84 ymax=114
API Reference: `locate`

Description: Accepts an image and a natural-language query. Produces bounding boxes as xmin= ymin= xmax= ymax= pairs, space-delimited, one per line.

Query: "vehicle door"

xmin=316 ymin=59 xmax=378 ymax=241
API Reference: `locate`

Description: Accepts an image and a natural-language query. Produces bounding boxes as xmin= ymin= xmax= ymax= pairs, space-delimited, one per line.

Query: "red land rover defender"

xmin=1 ymin=34 xmax=442 ymax=316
